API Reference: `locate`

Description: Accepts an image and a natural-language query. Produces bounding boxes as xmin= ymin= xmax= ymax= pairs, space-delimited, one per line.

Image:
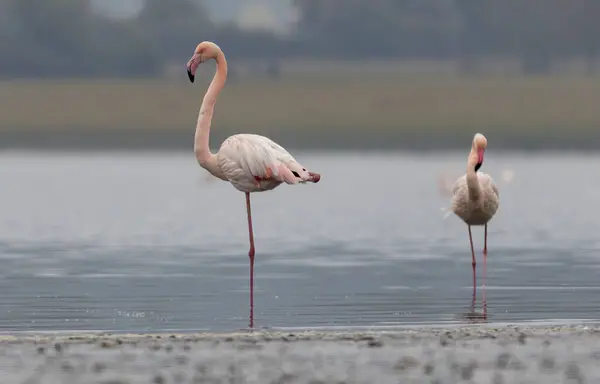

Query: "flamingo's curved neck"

xmin=194 ymin=50 xmax=228 ymax=178
xmin=466 ymin=147 xmax=481 ymax=201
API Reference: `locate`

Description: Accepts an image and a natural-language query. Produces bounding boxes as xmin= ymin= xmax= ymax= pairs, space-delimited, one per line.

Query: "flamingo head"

xmin=472 ymin=133 xmax=487 ymax=172
xmin=186 ymin=41 xmax=221 ymax=83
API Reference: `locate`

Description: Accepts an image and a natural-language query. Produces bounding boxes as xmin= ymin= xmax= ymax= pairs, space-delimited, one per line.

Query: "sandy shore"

xmin=0 ymin=324 xmax=598 ymax=383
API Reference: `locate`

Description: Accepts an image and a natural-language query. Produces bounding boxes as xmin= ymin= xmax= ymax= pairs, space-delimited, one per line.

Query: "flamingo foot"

xmin=308 ymin=172 xmax=321 ymax=183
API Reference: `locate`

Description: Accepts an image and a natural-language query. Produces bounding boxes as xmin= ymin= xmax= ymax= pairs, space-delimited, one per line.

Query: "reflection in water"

xmin=460 ymin=285 xmax=488 ymax=324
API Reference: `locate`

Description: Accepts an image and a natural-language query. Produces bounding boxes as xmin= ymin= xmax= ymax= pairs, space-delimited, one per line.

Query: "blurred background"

xmin=1 ymin=0 xmax=600 ymax=150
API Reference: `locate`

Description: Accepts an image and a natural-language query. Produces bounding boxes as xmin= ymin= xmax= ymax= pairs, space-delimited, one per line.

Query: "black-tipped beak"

xmin=187 ymin=68 xmax=194 ymax=83
xmin=474 ymin=163 xmax=482 ymax=172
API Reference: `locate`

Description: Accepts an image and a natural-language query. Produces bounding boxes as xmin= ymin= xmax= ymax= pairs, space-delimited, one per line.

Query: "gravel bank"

xmin=2 ymin=324 xmax=600 ymax=383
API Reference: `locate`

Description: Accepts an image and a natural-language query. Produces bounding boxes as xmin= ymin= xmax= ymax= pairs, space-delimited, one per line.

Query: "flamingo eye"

xmin=291 ymin=171 xmax=300 ymax=178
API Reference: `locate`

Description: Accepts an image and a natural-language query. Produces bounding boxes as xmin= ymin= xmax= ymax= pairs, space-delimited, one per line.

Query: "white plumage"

xmin=217 ymin=133 xmax=316 ymax=192
xmin=451 ymin=171 xmax=499 ymax=226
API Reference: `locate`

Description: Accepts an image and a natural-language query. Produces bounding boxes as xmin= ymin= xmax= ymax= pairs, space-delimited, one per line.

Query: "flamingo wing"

xmin=479 ymin=172 xmax=499 ymax=199
xmin=451 ymin=174 xmax=466 ymax=197
xmin=438 ymin=171 xmax=458 ymax=197
xmin=217 ymin=134 xmax=306 ymax=188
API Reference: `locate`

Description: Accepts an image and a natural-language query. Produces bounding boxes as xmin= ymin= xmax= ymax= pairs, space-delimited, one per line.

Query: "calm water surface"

xmin=0 ymin=150 xmax=599 ymax=333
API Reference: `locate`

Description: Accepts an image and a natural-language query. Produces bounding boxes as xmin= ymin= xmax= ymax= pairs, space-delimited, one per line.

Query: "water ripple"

xmin=0 ymin=151 xmax=597 ymax=331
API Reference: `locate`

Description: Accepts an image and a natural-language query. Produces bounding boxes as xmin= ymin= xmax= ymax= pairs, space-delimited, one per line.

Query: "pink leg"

xmin=483 ymin=224 xmax=488 ymax=288
xmin=482 ymin=224 xmax=488 ymax=320
xmin=482 ymin=284 xmax=488 ymax=321
xmin=245 ymin=192 xmax=255 ymax=329
xmin=471 ymin=281 xmax=476 ymax=314
xmin=468 ymin=225 xmax=476 ymax=290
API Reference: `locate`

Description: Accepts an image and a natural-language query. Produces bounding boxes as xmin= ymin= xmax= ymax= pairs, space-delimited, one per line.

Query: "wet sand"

xmin=3 ymin=324 xmax=600 ymax=383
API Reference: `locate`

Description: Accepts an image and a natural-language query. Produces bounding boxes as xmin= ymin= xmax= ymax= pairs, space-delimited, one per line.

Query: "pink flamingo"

xmin=186 ymin=41 xmax=321 ymax=329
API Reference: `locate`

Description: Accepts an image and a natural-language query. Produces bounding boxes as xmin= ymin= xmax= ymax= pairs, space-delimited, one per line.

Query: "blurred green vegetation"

xmin=3 ymin=0 xmax=600 ymax=148
xmin=1 ymin=74 xmax=599 ymax=149
xmin=1 ymin=0 xmax=600 ymax=77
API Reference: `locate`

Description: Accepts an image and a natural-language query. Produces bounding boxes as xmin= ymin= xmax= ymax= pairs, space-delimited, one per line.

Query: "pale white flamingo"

xmin=449 ymin=133 xmax=499 ymax=290
xmin=186 ymin=41 xmax=321 ymax=329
